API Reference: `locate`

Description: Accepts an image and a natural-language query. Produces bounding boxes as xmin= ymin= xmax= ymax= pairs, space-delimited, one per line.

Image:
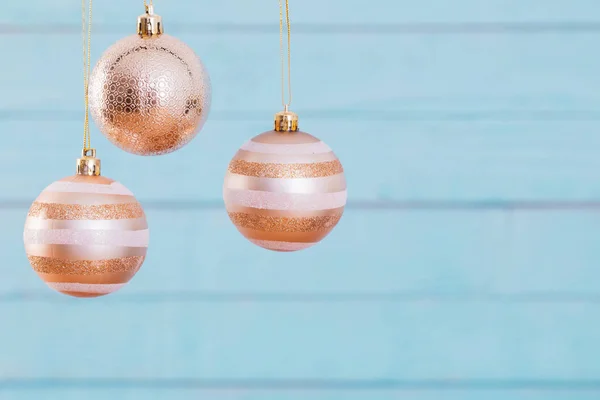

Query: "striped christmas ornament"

xmin=223 ymin=129 xmax=347 ymax=252
xmin=23 ymin=175 xmax=148 ymax=297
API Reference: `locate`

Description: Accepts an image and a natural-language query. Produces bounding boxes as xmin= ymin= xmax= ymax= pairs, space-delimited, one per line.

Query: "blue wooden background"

xmin=2 ymin=0 xmax=600 ymax=398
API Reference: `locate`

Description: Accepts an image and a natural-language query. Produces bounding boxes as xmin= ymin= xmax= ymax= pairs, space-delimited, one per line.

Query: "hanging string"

xmin=279 ymin=0 xmax=292 ymax=110
xmin=81 ymin=0 xmax=93 ymax=151
xmin=143 ymin=0 xmax=154 ymax=7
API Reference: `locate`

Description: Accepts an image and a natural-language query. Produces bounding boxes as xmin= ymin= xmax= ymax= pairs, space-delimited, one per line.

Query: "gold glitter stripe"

xmin=36 ymin=192 xmax=137 ymax=206
xmin=27 ymin=202 xmax=145 ymax=220
xmin=225 ymin=204 xmax=345 ymax=218
xmin=228 ymin=160 xmax=343 ymax=179
xmin=29 ymin=256 xmax=144 ymax=275
xmin=228 ymin=212 xmax=342 ymax=233
xmin=25 ymin=244 xmax=148 ymax=260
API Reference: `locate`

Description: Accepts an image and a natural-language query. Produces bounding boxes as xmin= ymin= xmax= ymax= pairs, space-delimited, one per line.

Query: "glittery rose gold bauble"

xmin=88 ymin=34 xmax=211 ymax=155
xmin=223 ymin=130 xmax=347 ymax=252
xmin=23 ymin=175 xmax=149 ymax=297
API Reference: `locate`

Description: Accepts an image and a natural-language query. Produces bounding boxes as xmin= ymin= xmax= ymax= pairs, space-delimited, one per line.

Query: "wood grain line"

xmin=2 ymin=21 xmax=600 ymax=35
xmin=3 ymin=378 xmax=600 ymax=390
xmin=8 ymin=200 xmax=600 ymax=211
xmin=2 ymin=109 xmax=600 ymax=122
xmin=3 ymin=291 xmax=600 ymax=304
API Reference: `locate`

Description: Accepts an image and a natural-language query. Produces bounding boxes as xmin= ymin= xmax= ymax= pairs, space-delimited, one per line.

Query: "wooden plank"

xmin=1 ymin=301 xmax=600 ymax=379
xmin=2 ymin=0 xmax=600 ymax=25
xmin=5 ymin=208 xmax=600 ymax=295
xmin=2 ymin=120 xmax=600 ymax=202
xmin=1 ymin=33 xmax=599 ymax=112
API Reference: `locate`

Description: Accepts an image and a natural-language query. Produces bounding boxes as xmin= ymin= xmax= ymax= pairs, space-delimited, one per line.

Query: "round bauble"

xmin=223 ymin=130 xmax=347 ymax=252
xmin=23 ymin=175 xmax=149 ymax=297
xmin=88 ymin=34 xmax=211 ymax=155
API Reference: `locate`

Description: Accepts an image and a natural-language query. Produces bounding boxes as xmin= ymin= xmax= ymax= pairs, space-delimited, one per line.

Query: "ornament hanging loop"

xmin=76 ymin=148 xmax=101 ymax=176
xmin=138 ymin=4 xmax=163 ymax=38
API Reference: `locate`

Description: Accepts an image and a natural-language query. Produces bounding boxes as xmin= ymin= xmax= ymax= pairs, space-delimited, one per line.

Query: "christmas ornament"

xmin=88 ymin=1 xmax=211 ymax=156
xmin=23 ymin=153 xmax=149 ymax=297
xmin=223 ymin=0 xmax=347 ymax=252
xmin=23 ymin=0 xmax=148 ymax=297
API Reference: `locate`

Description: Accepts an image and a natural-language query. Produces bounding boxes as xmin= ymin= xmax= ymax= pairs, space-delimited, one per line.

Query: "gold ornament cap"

xmin=274 ymin=110 xmax=299 ymax=133
xmin=76 ymin=149 xmax=101 ymax=176
xmin=138 ymin=5 xmax=163 ymax=38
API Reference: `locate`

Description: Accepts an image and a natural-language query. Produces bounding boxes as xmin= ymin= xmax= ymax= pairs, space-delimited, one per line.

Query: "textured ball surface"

xmin=23 ymin=175 xmax=149 ymax=297
xmin=89 ymin=34 xmax=211 ymax=155
xmin=223 ymin=130 xmax=347 ymax=252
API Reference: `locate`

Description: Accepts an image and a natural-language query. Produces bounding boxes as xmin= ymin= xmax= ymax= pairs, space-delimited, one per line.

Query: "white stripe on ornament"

xmin=224 ymin=173 xmax=347 ymax=194
xmin=24 ymin=217 xmax=148 ymax=231
xmin=249 ymin=239 xmax=316 ymax=251
xmin=46 ymin=282 xmax=126 ymax=294
xmin=224 ymin=188 xmax=347 ymax=211
xmin=241 ymin=140 xmax=332 ymax=155
xmin=24 ymin=228 xmax=149 ymax=247
xmin=44 ymin=182 xmax=133 ymax=196
xmin=35 ymin=191 xmax=137 ymax=205
xmin=235 ymin=149 xmax=337 ymax=164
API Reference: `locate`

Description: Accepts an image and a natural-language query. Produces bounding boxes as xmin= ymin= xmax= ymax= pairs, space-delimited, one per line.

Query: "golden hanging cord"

xmin=77 ymin=0 xmax=101 ymax=176
xmin=280 ymin=0 xmax=292 ymax=109
xmin=275 ymin=0 xmax=298 ymax=132
xmin=82 ymin=0 xmax=93 ymax=151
